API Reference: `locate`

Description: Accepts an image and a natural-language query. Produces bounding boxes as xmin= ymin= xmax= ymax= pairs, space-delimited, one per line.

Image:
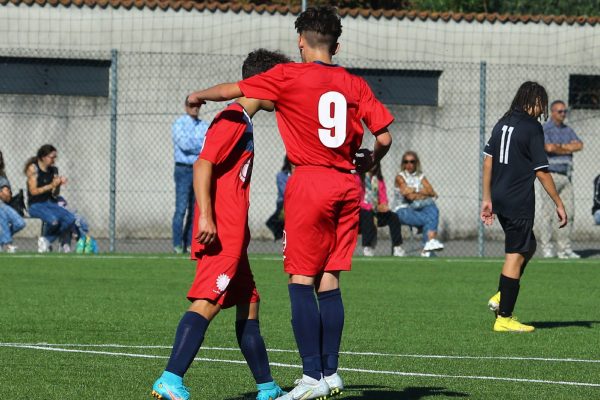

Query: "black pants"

xmin=266 ymin=202 xmax=285 ymax=240
xmin=359 ymin=209 xmax=403 ymax=247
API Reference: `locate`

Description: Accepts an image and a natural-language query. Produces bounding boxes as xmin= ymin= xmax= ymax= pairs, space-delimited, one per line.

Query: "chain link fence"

xmin=1 ymin=48 xmax=599 ymax=256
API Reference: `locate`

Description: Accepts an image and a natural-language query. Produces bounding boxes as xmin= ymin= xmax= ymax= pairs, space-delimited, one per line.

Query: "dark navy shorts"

xmin=497 ymin=214 xmax=536 ymax=254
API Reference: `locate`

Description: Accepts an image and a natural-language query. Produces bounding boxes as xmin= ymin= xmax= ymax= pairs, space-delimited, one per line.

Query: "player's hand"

xmin=480 ymin=200 xmax=495 ymax=226
xmin=196 ymin=216 xmax=217 ymax=245
xmin=377 ymin=203 xmax=390 ymax=213
xmin=556 ymin=206 xmax=568 ymax=228
xmin=59 ymin=176 xmax=68 ymax=185
xmin=354 ymin=148 xmax=373 ymax=173
xmin=186 ymin=94 xmax=206 ymax=108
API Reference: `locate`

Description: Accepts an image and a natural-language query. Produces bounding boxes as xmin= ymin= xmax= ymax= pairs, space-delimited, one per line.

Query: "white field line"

xmin=2 ymin=344 xmax=600 ymax=388
xmin=1 ymin=342 xmax=600 ymax=364
xmin=2 ymin=254 xmax=599 ymax=264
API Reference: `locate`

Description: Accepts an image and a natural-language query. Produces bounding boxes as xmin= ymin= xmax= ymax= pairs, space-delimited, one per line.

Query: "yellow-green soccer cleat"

xmin=488 ymin=291 xmax=500 ymax=315
xmin=493 ymin=316 xmax=535 ymax=333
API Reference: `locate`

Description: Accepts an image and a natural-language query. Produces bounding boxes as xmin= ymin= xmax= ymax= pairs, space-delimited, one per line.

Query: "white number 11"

xmin=499 ymin=125 xmax=514 ymax=164
xmin=318 ymin=91 xmax=347 ymax=148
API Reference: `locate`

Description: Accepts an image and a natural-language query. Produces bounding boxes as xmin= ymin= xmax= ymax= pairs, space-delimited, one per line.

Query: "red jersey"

xmin=238 ymin=62 xmax=394 ymax=171
xmin=191 ymin=102 xmax=254 ymax=259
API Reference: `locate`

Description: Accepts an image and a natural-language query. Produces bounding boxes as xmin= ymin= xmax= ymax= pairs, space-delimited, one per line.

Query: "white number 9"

xmin=318 ymin=91 xmax=347 ymax=148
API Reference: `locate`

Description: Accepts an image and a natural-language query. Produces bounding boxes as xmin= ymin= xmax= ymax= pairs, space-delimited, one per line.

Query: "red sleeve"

xmin=238 ymin=63 xmax=289 ymax=101
xmin=358 ymin=78 xmax=395 ymax=134
xmin=199 ymin=106 xmax=247 ymax=165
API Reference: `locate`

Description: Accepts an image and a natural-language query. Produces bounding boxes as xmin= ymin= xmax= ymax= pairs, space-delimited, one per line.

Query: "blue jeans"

xmin=395 ymin=204 xmax=440 ymax=244
xmin=172 ymin=164 xmax=195 ymax=249
xmin=0 ymin=203 xmax=26 ymax=245
xmin=29 ymin=201 xmax=77 ymax=243
xmin=595 ymin=210 xmax=600 ymax=225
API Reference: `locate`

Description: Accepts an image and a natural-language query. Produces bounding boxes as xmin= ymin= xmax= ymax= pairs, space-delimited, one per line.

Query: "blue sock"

xmin=165 ymin=311 xmax=210 ymax=377
xmin=236 ymin=319 xmax=273 ymax=384
xmin=288 ymin=283 xmax=322 ymax=381
xmin=318 ymin=288 xmax=344 ymax=376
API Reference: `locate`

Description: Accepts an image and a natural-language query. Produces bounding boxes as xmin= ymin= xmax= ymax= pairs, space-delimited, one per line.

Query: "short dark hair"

xmin=294 ymin=6 xmax=342 ymax=55
xmin=504 ymin=81 xmax=548 ymax=120
xmin=242 ymin=49 xmax=291 ymax=79
xmin=550 ymin=100 xmax=566 ymax=110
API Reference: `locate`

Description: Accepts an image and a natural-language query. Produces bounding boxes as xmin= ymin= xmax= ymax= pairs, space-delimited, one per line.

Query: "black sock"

xmin=288 ymin=283 xmax=322 ymax=381
xmin=236 ymin=319 xmax=273 ymax=384
xmin=165 ymin=312 xmax=210 ymax=377
xmin=498 ymin=274 xmax=520 ymax=318
xmin=318 ymin=289 xmax=344 ymax=377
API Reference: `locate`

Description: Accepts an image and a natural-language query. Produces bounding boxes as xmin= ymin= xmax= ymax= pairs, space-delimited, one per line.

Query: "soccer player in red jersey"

xmin=187 ymin=7 xmax=394 ymax=399
xmin=151 ymin=49 xmax=290 ymax=400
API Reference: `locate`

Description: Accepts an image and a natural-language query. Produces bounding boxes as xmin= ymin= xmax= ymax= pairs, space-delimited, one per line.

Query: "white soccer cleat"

xmin=363 ymin=246 xmax=374 ymax=257
xmin=5 ymin=244 xmax=18 ymax=254
xmin=61 ymin=243 xmax=71 ymax=253
xmin=276 ymin=376 xmax=330 ymax=400
xmin=393 ymin=246 xmax=406 ymax=257
xmin=37 ymin=237 xmax=50 ymax=253
xmin=420 ymin=250 xmax=432 ymax=258
xmin=324 ymin=373 xmax=344 ymax=397
xmin=423 ymin=238 xmax=444 ymax=252
xmin=557 ymin=249 xmax=580 ymax=259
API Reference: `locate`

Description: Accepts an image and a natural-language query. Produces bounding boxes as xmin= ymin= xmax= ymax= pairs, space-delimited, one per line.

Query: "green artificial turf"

xmin=0 ymin=254 xmax=599 ymax=399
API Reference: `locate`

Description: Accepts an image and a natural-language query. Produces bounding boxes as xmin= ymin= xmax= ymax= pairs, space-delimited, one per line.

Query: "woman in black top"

xmin=25 ymin=144 xmax=77 ymax=253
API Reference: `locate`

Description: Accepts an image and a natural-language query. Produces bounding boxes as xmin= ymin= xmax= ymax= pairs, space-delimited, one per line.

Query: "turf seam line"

xmin=3 ymin=344 xmax=600 ymax=388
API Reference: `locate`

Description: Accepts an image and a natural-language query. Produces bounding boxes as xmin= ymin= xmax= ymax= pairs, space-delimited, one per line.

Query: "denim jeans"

xmin=395 ymin=203 xmax=440 ymax=244
xmin=594 ymin=210 xmax=600 ymax=225
xmin=172 ymin=164 xmax=195 ymax=249
xmin=0 ymin=203 xmax=26 ymax=245
xmin=28 ymin=201 xmax=77 ymax=243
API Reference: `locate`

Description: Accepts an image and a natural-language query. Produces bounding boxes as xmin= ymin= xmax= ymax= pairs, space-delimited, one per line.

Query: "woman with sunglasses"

xmin=393 ymin=151 xmax=444 ymax=256
xmin=24 ymin=144 xmax=77 ymax=253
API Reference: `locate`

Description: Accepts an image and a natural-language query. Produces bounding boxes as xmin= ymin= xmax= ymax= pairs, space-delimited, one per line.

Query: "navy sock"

xmin=318 ymin=289 xmax=344 ymax=377
xmin=288 ymin=283 xmax=322 ymax=381
xmin=498 ymin=274 xmax=520 ymax=318
xmin=165 ymin=311 xmax=210 ymax=377
xmin=236 ymin=319 xmax=273 ymax=384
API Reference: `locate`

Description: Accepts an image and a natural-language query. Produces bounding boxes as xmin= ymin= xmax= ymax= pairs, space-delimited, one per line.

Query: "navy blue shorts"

xmin=497 ymin=214 xmax=536 ymax=254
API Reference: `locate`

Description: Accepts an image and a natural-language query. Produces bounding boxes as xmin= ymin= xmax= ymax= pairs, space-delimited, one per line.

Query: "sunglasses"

xmin=403 ymin=159 xmax=416 ymax=164
xmin=556 ymin=109 xmax=568 ymax=114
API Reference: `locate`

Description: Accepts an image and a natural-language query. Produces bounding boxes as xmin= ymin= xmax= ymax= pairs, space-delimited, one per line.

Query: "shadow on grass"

xmin=575 ymin=249 xmax=600 ymax=258
xmin=528 ymin=320 xmax=600 ymax=329
xmin=224 ymin=385 xmax=469 ymax=399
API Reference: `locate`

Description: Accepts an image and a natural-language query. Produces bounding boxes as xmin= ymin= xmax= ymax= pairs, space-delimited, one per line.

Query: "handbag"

xmin=8 ymin=189 xmax=26 ymax=217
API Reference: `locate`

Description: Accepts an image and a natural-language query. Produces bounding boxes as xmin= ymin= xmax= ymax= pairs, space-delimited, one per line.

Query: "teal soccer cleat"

xmin=151 ymin=371 xmax=190 ymax=400
xmin=256 ymin=381 xmax=286 ymax=400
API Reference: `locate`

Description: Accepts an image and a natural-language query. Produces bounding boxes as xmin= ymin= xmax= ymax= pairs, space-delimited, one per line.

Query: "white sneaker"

xmin=363 ymin=246 xmax=374 ymax=257
xmin=423 ymin=238 xmax=444 ymax=252
xmin=61 ymin=243 xmax=71 ymax=253
xmin=37 ymin=237 xmax=50 ymax=253
xmin=542 ymin=248 xmax=554 ymax=258
xmin=393 ymin=246 xmax=406 ymax=257
xmin=421 ymin=250 xmax=432 ymax=258
xmin=276 ymin=376 xmax=330 ymax=400
xmin=324 ymin=373 xmax=344 ymax=397
xmin=5 ymin=244 xmax=17 ymax=253
xmin=557 ymin=249 xmax=580 ymax=259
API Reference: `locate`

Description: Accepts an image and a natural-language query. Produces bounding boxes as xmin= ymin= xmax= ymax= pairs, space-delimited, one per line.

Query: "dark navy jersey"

xmin=484 ymin=110 xmax=549 ymax=219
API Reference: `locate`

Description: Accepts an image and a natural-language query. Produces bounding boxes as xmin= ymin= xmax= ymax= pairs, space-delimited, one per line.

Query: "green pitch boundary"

xmin=1 ymin=253 xmax=599 ymax=265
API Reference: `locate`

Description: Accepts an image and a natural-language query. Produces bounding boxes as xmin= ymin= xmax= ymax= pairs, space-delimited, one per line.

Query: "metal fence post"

xmin=302 ymin=0 xmax=307 ymax=12
xmin=478 ymin=61 xmax=487 ymax=257
xmin=109 ymin=49 xmax=118 ymax=253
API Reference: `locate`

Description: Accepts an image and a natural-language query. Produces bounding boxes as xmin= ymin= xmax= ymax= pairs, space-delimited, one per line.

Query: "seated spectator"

xmin=0 ymin=150 xmax=26 ymax=253
xmin=265 ymin=156 xmax=293 ymax=240
xmin=24 ymin=144 xmax=77 ymax=253
xmin=594 ymin=174 xmax=600 ymax=225
xmin=55 ymin=196 xmax=90 ymax=252
xmin=392 ymin=150 xmax=444 ymax=257
xmin=356 ymin=161 xmax=404 ymax=257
